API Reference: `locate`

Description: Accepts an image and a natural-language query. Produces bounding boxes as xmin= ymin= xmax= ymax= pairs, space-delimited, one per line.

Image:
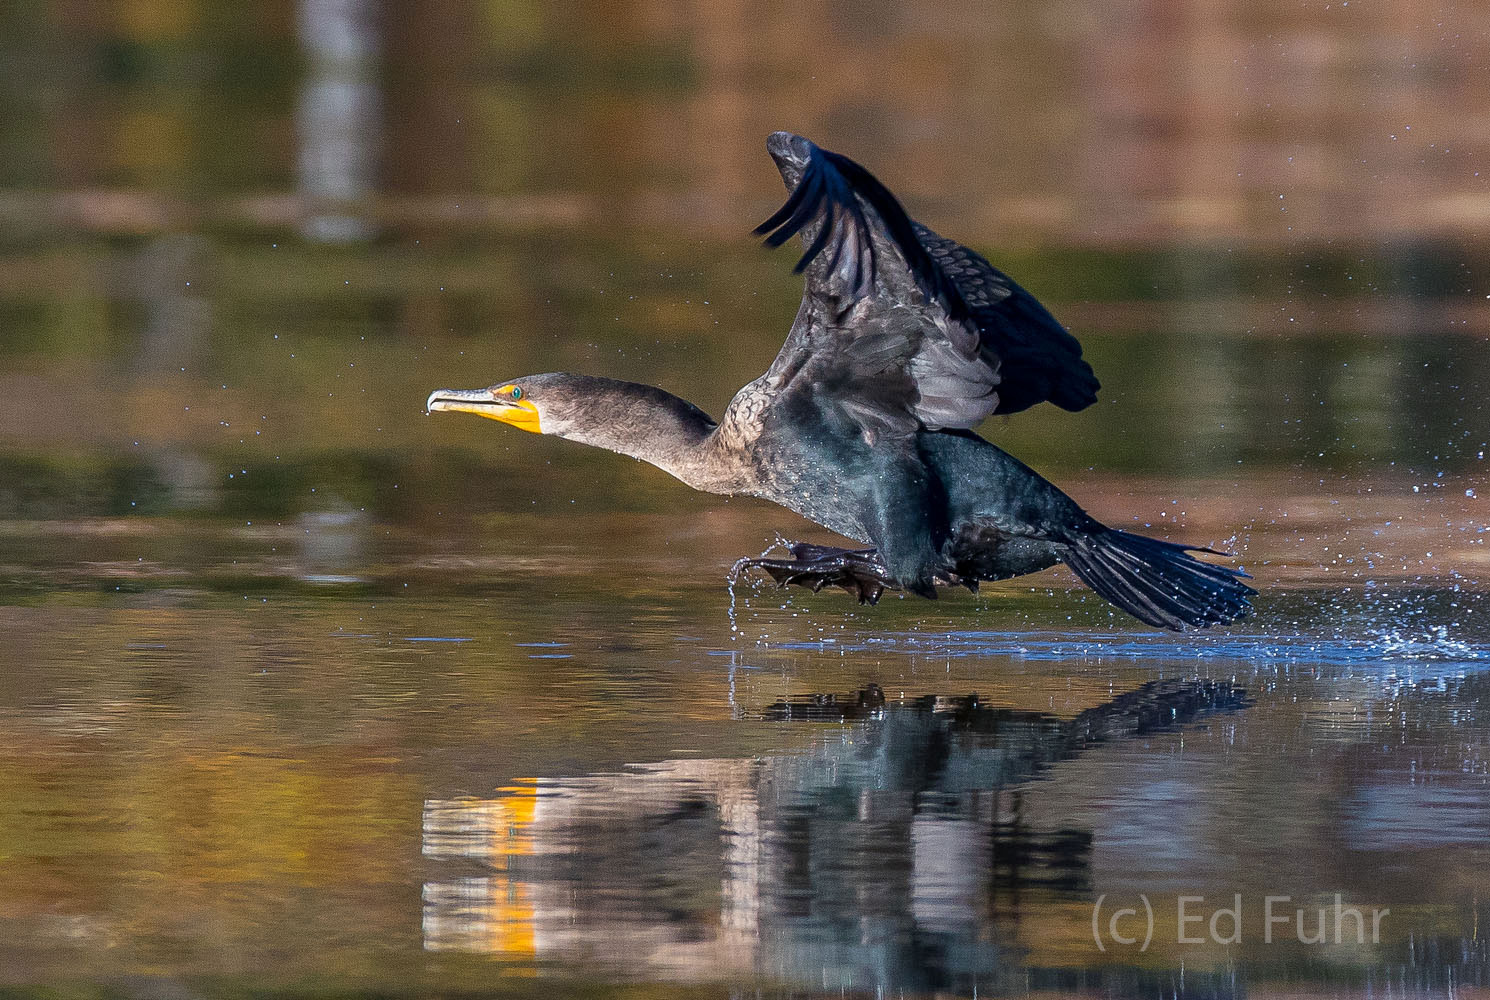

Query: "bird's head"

xmin=766 ymin=130 xmax=815 ymax=189
xmin=426 ymin=372 xmax=716 ymax=453
xmin=425 ymin=374 xmax=567 ymax=435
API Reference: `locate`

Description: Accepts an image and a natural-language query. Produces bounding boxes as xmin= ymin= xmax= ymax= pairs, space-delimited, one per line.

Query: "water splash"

xmin=726 ymin=537 xmax=791 ymax=637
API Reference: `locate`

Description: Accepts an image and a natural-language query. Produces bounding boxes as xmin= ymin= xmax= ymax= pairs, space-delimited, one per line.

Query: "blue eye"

xmin=511 ymin=387 xmax=523 ymax=400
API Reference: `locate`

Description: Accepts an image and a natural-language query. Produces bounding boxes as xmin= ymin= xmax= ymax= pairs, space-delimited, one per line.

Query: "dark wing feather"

xmin=756 ymin=145 xmax=969 ymax=322
xmin=756 ymin=139 xmax=995 ymax=433
xmin=756 ymin=136 xmax=1098 ymax=428
xmin=916 ymin=223 xmax=1099 ymax=414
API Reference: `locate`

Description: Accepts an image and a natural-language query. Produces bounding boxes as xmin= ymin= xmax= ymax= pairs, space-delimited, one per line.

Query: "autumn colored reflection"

xmin=3 ymin=0 xmax=1490 ymax=997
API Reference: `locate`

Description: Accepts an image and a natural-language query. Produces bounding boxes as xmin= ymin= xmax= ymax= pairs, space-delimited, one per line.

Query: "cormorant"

xmin=427 ymin=132 xmax=1254 ymax=629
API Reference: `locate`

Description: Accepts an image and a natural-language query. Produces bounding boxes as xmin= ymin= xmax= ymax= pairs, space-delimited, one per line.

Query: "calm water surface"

xmin=5 ymin=2 xmax=1490 ymax=997
xmin=3 ymin=546 xmax=1489 ymax=996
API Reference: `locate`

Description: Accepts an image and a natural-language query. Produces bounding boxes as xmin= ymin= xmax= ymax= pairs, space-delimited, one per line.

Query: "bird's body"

xmin=428 ymin=132 xmax=1255 ymax=629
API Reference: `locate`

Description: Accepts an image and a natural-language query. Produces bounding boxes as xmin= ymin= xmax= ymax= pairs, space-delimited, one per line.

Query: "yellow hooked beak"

xmin=425 ymin=385 xmax=542 ymax=434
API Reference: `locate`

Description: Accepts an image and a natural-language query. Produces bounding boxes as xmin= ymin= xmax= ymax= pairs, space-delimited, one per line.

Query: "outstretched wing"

xmin=914 ymin=222 xmax=1098 ymax=414
xmin=755 ymin=135 xmax=995 ymax=435
xmin=755 ymin=140 xmax=972 ymax=325
xmin=755 ymin=133 xmax=1096 ymax=433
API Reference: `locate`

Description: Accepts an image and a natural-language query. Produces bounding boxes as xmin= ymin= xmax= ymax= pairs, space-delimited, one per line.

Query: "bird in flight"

xmin=427 ymin=132 xmax=1254 ymax=629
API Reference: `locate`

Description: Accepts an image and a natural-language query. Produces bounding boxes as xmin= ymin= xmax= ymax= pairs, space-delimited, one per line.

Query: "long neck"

xmin=548 ymin=378 xmax=730 ymax=491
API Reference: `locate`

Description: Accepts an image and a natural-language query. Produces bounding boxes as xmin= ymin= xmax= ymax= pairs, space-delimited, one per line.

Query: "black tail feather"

xmin=1064 ymin=529 xmax=1255 ymax=631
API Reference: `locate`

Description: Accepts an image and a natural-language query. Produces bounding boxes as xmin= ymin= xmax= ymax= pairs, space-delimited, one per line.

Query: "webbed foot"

xmin=731 ymin=542 xmax=896 ymax=605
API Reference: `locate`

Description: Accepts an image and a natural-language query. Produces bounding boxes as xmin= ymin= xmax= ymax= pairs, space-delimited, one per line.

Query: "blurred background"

xmin=2 ymin=0 xmax=1487 ymax=570
xmin=3 ymin=2 xmax=1490 ymax=997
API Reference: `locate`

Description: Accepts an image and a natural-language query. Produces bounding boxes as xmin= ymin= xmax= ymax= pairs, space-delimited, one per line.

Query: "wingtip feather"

xmin=755 ymin=140 xmax=969 ymax=322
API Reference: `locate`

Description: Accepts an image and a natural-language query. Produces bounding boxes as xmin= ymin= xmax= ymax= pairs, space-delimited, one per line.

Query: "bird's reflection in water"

xmin=422 ymin=679 xmax=1247 ymax=989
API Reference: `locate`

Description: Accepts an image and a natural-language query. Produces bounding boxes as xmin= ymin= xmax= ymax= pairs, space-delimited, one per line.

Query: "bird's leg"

xmin=860 ymin=446 xmax=948 ymax=599
xmin=730 ymin=542 xmax=899 ymax=605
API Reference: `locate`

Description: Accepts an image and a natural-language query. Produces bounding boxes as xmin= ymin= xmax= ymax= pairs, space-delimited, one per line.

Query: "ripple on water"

xmin=758 ymin=627 xmax=1486 ymax=670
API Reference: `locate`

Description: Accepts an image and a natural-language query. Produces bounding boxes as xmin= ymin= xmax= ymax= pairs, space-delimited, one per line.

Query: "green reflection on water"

xmin=2 ymin=233 xmax=1487 ymax=533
